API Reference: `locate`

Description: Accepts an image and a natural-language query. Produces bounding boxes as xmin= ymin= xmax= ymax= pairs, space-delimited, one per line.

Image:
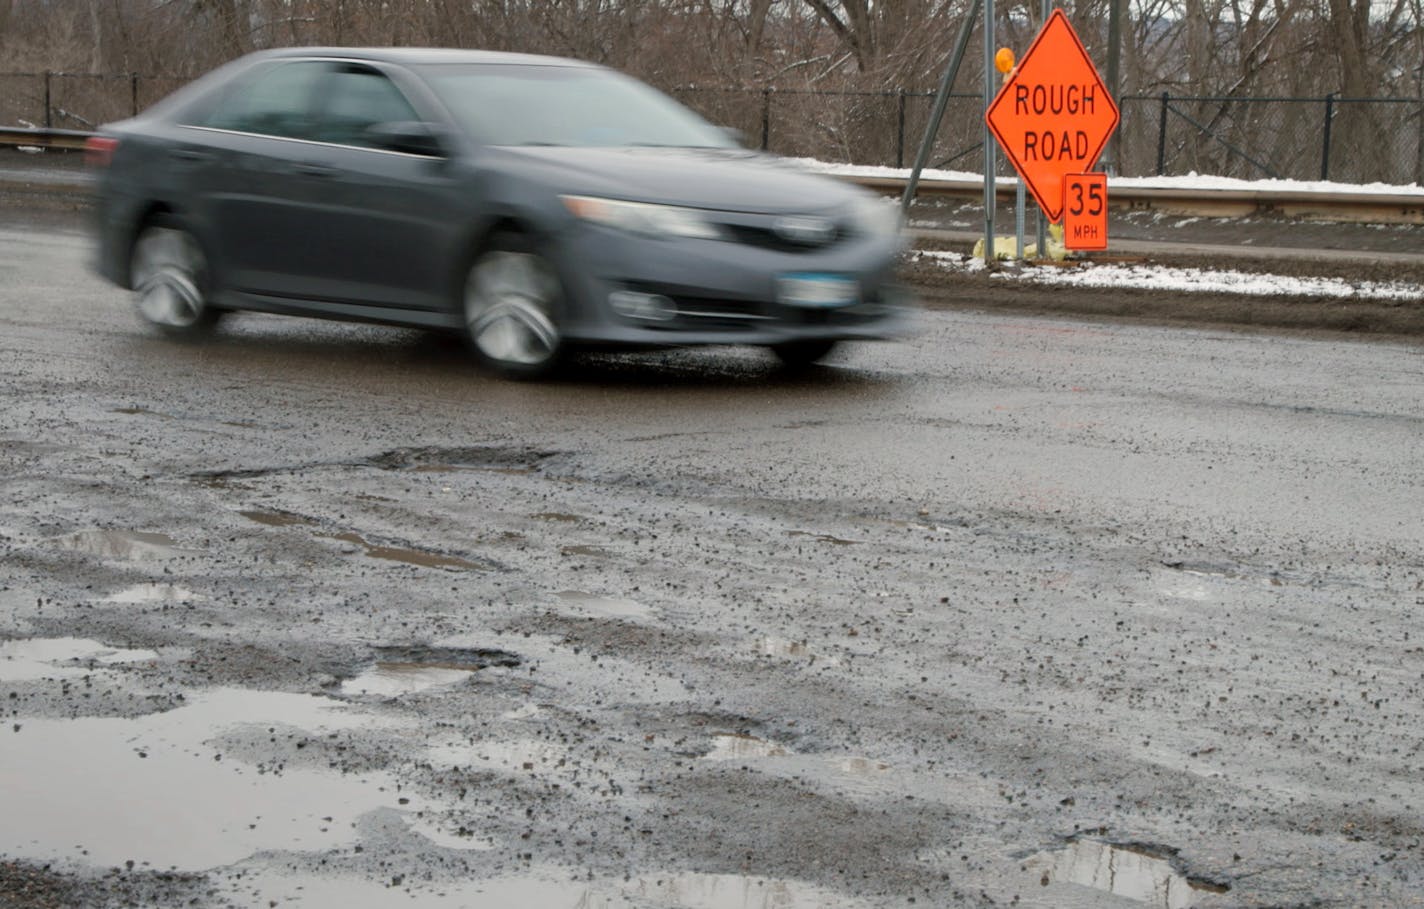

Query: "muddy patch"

xmin=1024 ymin=838 xmax=1229 ymax=908
xmin=240 ymin=509 xmax=316 ymax=528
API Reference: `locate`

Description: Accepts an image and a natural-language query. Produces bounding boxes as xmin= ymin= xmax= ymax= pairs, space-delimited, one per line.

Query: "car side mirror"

xmin=365 ymin=120 xmax=447 ymax=157
xmin=720 ymin=126 xmax=747 ymax=147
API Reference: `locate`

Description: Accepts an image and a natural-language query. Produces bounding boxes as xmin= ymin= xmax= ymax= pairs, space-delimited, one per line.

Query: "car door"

xmin=179 ymin=60 xmax=331 ymax=299
xmin=292 ymin=63 xmax=464 ymax=311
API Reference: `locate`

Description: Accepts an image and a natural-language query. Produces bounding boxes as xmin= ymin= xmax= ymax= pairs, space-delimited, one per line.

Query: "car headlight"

xmin=561 ymin=195 xmax=722 ymax=240
xmin=851 ymin=195 xmax=903 ymax=240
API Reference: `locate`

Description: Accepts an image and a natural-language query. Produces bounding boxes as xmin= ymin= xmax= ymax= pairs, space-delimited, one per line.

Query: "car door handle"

xmin=292 ymin=162 xmax=335 ymax=178
xmin=170 ymin=148 xmax=210 ymax=162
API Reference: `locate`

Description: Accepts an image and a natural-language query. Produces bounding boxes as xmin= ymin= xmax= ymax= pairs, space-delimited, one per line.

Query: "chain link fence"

xmin=5 ymin=71 xmax=1422 ymax=185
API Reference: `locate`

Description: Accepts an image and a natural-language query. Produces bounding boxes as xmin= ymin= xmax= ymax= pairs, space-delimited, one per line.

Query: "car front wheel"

xmin=462 ymin=234 xmax=564 ymax=379
xmin=129 ymin=217 xmax=222 ymax=337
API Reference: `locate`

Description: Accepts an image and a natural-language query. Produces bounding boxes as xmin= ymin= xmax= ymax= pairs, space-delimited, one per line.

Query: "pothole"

xmin=323 ymin=533 xmax=487 ymax=571
xmin=218 ymin=868 xmax=863 ymax=908
xmin=339 ymin=664 xmax=476 ymax=698
xmin=1024 ymin=839 xmax=1229 ymax=908
xmin=339 ymin=646 xmax=522 ymax=698
xmin=0 ymin=637 xmax=160 ymax=682
xmin=555 ymin=590 xmax=656 ymax=621
xmin=52 ymin=530 xmax=196 ymax=561
xmin=0 ymin=688 xmax=413 ymax=870
xmin=101 ymin=584 xmax=204 ymax=605
xmin=370 ymin=646 xmax=523 ymax=670
xmin=369 ymin=446 xmax=554 ymax=474
xmin=786 ymin=530 xmax=858 ymax=545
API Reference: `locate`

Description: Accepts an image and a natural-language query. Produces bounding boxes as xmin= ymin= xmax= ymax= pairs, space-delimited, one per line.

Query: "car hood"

xmin=486 ymin=146 xmax=863 ymax=215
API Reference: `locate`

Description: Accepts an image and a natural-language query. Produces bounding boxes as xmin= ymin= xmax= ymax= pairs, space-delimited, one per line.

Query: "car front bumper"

xmin=551 ymin=223 xmax=917 ymax=347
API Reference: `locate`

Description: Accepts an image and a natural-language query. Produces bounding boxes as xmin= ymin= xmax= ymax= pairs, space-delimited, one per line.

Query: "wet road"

xmin=2 ymin=219 xmax=1423 ymax=908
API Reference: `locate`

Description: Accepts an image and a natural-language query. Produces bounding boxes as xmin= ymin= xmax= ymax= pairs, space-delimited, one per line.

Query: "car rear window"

xmin=198 ymin=61 xmax=327 ymax=139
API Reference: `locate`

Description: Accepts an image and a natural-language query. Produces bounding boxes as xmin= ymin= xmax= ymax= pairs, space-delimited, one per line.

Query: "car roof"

xmin=258 ymin=47 xmax=594 ymax=68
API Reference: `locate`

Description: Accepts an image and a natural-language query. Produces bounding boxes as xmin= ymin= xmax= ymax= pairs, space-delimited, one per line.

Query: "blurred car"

xmin=90 ymin=48 xmax=913 ymax=377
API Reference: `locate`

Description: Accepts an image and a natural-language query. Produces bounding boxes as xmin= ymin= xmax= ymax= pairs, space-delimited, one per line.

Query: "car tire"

xmin=770 ymin=339 xmax=838 ymax=368
xmin=462 ymin=232 xmax=565 ymax=380
xmin=129 ymin=215 xmax=222 ymax=338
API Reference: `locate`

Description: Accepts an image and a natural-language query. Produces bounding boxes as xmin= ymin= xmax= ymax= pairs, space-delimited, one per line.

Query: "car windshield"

xmin=418 ymin=63 xmax=735 ymax=149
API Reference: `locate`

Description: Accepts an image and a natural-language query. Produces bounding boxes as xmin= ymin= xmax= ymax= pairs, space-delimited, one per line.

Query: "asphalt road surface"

xmin=1 ymin=215 xmax=1422 ymax=908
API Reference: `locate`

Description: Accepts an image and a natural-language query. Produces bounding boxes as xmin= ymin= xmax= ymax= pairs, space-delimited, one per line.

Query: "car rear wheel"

xmin=462 ymin=234 xmax=564 ymax=379
xmin=130 ymin=217 xmax=221 ymax=337
xmin=770 ymin=339 xmax=838 ymax=368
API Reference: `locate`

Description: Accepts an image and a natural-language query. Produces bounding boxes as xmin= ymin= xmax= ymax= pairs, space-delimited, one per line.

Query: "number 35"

xmin=1068 ymin=180 xmax=1104 ymax=217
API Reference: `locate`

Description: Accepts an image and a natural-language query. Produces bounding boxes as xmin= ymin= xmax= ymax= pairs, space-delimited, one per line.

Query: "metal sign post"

xmin=982 ymin=0 xmax=996 ymax=263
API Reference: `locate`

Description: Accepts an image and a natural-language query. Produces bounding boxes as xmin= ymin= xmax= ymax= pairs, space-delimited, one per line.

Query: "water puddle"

xmin=324 ymin=532 xmax=484 ymax=571
xmin=703 ymin=733 xmax=790 ymax=761
xmin=53 ymin=529 xmax=196 ymax=560
xmin=0 ymin=688 xmax=413 ymax=870
xmin=220 ymin=868 xmax=860 ymax=909
xmin=339 ymin=646 xmax=521 ymax=698
xmin=0 ymin=637 xmax=159 ymax=682
xmin=1024 ymin=839 xmax=1229 ymax=908
xmin=102 ymin=583 xmax=204 ymax=605
xmin=339 ymin=664 xmax=475 ymax=698
xmin=240 ymin=509 xmax=315 ymax=528
xmin=555 ymin=590 xmax=656 ymax=620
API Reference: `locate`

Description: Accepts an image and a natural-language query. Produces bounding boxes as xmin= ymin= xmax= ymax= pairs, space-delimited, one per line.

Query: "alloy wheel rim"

xmin=132 ymin=227 xmax=206 ymax=328
xmin=464 ymin=251 xmax=560 ymax=366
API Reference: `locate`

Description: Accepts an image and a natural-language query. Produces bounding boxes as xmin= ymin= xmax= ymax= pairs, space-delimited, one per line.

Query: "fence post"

xmin=1155 ymin=91 xmax=1169 ymax=175
xmin=895 ymin=89 xmax=906 ymax=168
xmin=42 ymin=71 xmax=52 ymax=129
xmin=131 ymin=72 xmax=140 ymax=116
xmin=760 ymin=87 xmax=771 ymax=151
xmin=1320 ymin=92 xmax=1336 ymax=181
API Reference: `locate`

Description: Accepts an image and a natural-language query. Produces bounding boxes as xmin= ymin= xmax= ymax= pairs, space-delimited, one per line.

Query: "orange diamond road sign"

xmin=985 ymin=9 xmax=1119 ymax=223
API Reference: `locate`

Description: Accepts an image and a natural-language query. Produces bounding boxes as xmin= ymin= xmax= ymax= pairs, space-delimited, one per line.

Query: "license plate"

xmin=777 ymin=273 xmax=859 ymax=308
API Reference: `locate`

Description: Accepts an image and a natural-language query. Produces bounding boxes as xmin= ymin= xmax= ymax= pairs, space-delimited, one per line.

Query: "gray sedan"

xmin=91 ymin=48 xmax=913 ymax=377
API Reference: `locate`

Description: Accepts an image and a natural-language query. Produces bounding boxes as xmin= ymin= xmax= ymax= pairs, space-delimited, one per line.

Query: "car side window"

xmin=198 ymin=61 xmax=327 ymax=139
xmin=313 ymin=66 xmax=421 ymax=148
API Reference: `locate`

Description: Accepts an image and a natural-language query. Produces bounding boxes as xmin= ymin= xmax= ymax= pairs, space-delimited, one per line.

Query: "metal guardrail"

xmin=4 ymin=126 xmax=1423 ymax=224
xmin=0 ymin=126 xmax=93 ymax=150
